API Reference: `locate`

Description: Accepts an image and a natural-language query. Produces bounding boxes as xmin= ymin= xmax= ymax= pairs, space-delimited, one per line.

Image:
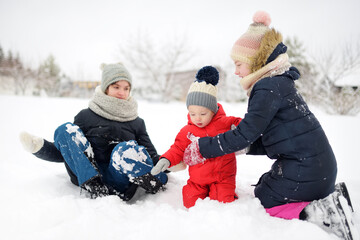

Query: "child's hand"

xmin=151 ymin=158 xmax=170 ymax=175
xmin=183 ymin=133 xmax=206 ymax=166
xmin=235 ymin=147 xmax=249 ymax=156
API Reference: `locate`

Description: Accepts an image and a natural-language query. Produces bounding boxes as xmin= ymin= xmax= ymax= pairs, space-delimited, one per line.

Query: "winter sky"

xmin=1 ymin=0 xmax=360 ymax=81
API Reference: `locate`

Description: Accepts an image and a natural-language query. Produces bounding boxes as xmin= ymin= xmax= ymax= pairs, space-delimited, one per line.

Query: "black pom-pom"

xmin=195 ymin=66 xmax=219 ymax=86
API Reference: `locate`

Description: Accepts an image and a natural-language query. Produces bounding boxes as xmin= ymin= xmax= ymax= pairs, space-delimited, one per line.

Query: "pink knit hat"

xmin=231 ymin=11 xmax=272 ymax=64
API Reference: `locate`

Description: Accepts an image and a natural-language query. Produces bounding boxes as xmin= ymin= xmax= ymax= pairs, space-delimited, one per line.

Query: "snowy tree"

xmin=284 ymin=37 xmax=319 ymax=103
xmin=36 ymin=54 xmax=62 ymax=96
xmin=311 ymin=40 xmax=360 ymax=115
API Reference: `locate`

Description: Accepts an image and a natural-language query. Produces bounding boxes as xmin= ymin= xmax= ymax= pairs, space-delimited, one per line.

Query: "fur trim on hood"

xmin=250 ymin=28 xmax=283 ymax=73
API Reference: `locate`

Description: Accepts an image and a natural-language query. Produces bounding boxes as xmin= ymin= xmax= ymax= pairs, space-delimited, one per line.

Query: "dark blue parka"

xmin=74 ymin=108 xmax=159 ymax=165
xmin=199 ymin=63 xmax=337 ymax=208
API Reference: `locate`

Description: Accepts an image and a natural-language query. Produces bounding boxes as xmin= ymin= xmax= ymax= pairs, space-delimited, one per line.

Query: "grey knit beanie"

xmin=100 ymin=63 xmax=132 ymax=92
xmin=186 ymin=66 xmax=219 ymax=113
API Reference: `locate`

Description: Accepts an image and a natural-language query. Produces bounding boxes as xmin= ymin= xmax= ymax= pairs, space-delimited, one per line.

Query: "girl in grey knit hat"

xmin=19 ymin=62 xmax=167 ymax=201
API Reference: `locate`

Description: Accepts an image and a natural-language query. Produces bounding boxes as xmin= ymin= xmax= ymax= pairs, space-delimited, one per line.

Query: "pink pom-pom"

xmin=253 ymin=11 xmax=271 ymax=26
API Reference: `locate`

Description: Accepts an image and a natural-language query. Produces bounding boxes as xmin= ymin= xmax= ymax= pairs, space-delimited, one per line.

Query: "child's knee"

xmin=112 ymin=140 xmax=138 ymax=154
xmin=112 ymin=141 xmax=152 ymax=165
xmin=54 ymin=122 xmax=72 ymax=137
xmin=209 ymin=183 xmax=236 ymax=203
xmin=54 ymin=122 xmax=83 ymax=139
xmin=54 ymin=122 xmax=90 ymax=152
xmin=182 ymin=182 xmax=208 ymax=208
xmin=110 ymin=141 xmax=153 ymax=179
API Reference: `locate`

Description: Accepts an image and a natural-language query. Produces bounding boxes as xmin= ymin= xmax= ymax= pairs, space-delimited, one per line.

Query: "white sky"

xmin=1 ymin=0 xmax=360 ymax=80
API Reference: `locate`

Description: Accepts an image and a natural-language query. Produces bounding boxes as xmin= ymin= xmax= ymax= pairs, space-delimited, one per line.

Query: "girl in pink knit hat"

xmin=184 ymin=11 xmax=358 ymax=240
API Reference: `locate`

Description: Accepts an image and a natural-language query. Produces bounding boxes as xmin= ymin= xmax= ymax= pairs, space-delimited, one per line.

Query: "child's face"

xmin=188 ymin=105 xmax=215 ymax=128
xmin=234 ymin=61 xmax=251 ymax=78
xmin=106 ymin=80 xmax=131 ymax=100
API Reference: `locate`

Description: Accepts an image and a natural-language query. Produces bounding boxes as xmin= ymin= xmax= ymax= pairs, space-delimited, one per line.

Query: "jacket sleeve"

xmin=33 ymin=110 xmax=87 ymax=163
xmin=33 ymin=139 xmax=64 ymax=162
xmin=247 ymin=136 xmax=266 ymax=155
xmin=135 ymin=118 xmax=160 ymax=165
xmin=160 ymin=126 xmax=190 ymax=167
xmin=199 ymin=80 xmax=281 ymax=158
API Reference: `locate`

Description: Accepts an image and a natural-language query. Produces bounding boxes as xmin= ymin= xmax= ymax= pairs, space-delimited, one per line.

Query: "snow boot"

xmin=302 ymin=190 xmax=359 ymax=240
xmin=82 ymin=176 xmax=134 ymax=200
xmin=335 ymin=182 xmax=354 ymax=212
xmin=81 ymin=176 xmax=110 ymax=199
xmin=132 ymin=172 xmax=166 ymax=194
xmin=126 ymin=185 xmax=147 ymax=204
xmin=121 ymin=183 xmax=141 ymax=202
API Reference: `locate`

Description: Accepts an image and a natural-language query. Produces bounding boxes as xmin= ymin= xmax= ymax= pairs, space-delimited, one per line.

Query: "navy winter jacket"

xmin=74 ymin=108 xmax=159 ymax=165
xmin=199 ymin=67 xmax=337 ymax=208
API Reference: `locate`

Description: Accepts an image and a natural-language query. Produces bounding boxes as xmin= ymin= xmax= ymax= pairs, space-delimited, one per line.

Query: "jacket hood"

xmin=283 ymin=66 xmax=301 ymax=81
xmin=187 ymin=103 xmax=225 ymax=126
xmin=251 ymin=28 xmax=283 ymax=73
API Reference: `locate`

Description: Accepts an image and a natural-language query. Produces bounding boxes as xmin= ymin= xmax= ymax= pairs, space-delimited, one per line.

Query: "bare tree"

xmin=0 ymin=45 xmax=4 ymax=64
xmin=118 ymin=30 xmax=193 ymax=101
xmin=311 ymin=40 xmax=360 ymax=115
xmin=0 ymin=50 xmax=35 ymax=95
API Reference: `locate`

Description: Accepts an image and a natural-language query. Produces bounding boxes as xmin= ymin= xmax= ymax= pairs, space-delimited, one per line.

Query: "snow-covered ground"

xmin=0 ymin=95 xmax=359 ymax=240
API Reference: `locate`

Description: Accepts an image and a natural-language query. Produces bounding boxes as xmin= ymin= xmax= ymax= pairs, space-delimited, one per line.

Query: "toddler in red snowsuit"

xmin=151 ymin=66 xmax=242 ymax=208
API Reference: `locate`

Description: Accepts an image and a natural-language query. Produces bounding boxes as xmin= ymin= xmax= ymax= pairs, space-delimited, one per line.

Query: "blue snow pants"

xmin=54 ymin=122 xmax=167 ymax=193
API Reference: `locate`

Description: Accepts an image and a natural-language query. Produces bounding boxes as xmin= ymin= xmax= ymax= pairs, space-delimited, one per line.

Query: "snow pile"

xmin=0 ymin=95 xmax=359 ymax=240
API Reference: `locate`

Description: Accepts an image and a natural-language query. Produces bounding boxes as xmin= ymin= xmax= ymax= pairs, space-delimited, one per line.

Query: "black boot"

xmin=335 ymin=182 xmax=354 ymax=212
xmin=121 ymin=183 xmax=141 ymax=201
xmin=81 ymin=176 xmax=110 ymax=199
xmin=82 ymin=176 xmax=137 ymax=201
xmin=132 ymin=173 xmax=165 ymax=194
xmin=302 ymin=190 xmax=358 ymax=240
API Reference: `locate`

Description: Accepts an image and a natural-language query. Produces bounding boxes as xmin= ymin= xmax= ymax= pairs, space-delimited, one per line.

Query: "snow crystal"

xmin=84 ymin=145 xmax=94 ymax=159
xmin=111 ymin=146 xmax=152 ymax=173
xmin=122 ymin=147 xmax=151 ymax=165
xmin=111 ymin=150 xmax=135 ymax=172
xmin=126 ymin=141 xmax=137 ymax=146
xmin=65 ymin=124 xmax=88 ymax=147
xmin=186 ymin=132 xmax=199 ymax=142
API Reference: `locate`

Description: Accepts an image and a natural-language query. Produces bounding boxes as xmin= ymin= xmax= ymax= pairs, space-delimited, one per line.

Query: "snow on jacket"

xmin=161 ymin=103 xmax=241 ymax=185
xmin=199 ymin=67 xmax=337 ymax=208
xmin=74 ymin=108 xmax=159 ymax=165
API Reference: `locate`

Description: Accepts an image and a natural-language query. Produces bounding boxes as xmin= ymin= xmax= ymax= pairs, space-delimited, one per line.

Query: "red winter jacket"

xmin=160 ymin=103 xmax=242 ymax=185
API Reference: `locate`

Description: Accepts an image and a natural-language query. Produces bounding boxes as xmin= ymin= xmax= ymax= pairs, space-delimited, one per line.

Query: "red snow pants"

xmin=182 ymin=177 xmax=237 ymax=208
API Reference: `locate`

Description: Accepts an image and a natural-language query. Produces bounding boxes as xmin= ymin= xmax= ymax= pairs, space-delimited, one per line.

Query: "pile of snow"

xmin=0 ymin=95 xmax=359 ymax=240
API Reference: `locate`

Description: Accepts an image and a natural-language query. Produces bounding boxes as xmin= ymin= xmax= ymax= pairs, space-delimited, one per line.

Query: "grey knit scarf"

xmin=89 ymin=86 xmax=138 ymax=122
